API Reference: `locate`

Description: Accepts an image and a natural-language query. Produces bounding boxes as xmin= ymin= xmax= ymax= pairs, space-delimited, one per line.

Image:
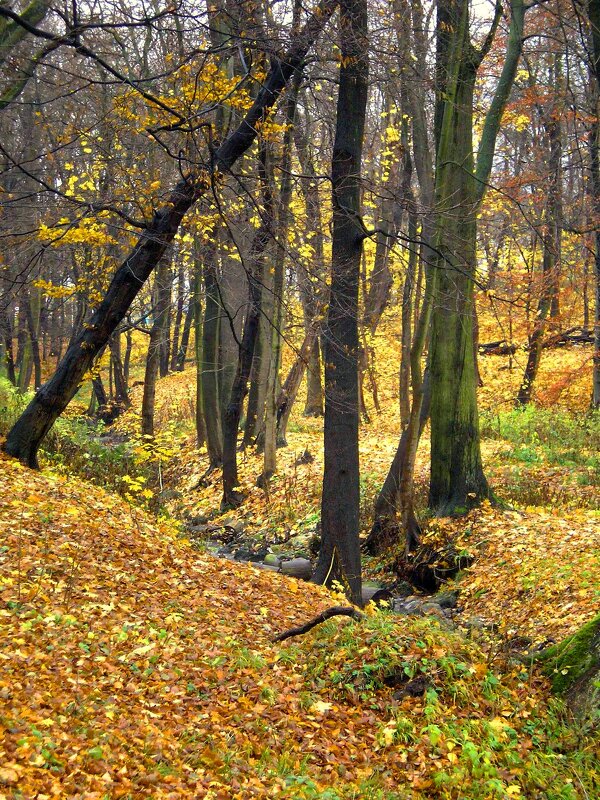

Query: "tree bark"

xmin=201 ymin=237 xmax=223 ymax=466
xmin=222 ymin=145 xmax=273 ymax=507
xmin=141 ymin=253 xmax=173 ymax=437
xmin=587 ymin=0 xmax=600 ymax=406
xmin=313 ymin=0 xmax=368 ymax=606
xmin=429 ymin=0 xmax=524 ymax=514
xmin=516 ymin=55 xmax=563 ymax=406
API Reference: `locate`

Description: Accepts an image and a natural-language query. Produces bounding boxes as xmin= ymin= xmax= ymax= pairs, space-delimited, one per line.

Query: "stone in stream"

xmin=433 ymin=589 xmax=459 ymax=609
xmin=362 ymin=587 xmax=393 ymax=606
xmin=280 ymin=558 xmax=313 ymax=581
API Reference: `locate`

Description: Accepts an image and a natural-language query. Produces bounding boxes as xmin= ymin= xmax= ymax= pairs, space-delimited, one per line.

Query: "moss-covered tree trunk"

xmin=429 ymin=0 xmax=524 ymax=514
xmin=539 ymin=614 xmax=600 ymax=718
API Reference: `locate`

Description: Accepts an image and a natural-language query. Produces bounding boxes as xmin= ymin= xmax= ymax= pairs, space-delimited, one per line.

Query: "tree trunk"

xmin=159 ymin=263 xmax=173 ymax=378
xmin=429 ymin=0 xmax=524 ymax=514
xmin=193 ymin=255 xmax=206 ymax=448
xmin=294 ymin=100 xmax=325 ymax=418
xmin=170 ymin=262 xmax=185 ymax=371
xmin=222 ymin=145 xmax=273 ymax=507
xmin=313 ymin=0 xmax=368 ymax=606
xmin=141 ymin=252 xmax=172 ymax=437
xmin=175 ymin=299 xmax=193 ymax=371
xmin=276 ymin=325 xmax=319 ymax=445
xmin=261 ymin=76 xmax=299 ymax=483
xmin=201 ymin=238 xmax=223 ymax=466
xmin=0 ymin=298 xmax=16 ymax=384
xmin=110 ymin=333 xmax=130 ymax=408
xmin=587 ymin=0 xmax=600 ymax=406
xmin=516 ymin=55 xmax=563 ymax=406
xmin=428 ymin=54 xmax=489 ymax=513
xmin=3 ymin=0 xmax=336 ymax=467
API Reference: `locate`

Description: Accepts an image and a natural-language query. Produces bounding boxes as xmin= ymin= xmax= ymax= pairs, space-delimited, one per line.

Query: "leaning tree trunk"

xmin=312 ymin=0 xmax=368 ymax=606
xmin=276 ymin=325 xmax=319 ymax=446
xmin=3 ymin=0 xmax=337 ymax=468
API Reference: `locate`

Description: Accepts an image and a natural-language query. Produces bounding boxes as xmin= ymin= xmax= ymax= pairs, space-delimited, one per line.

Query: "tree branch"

xmin=273 ymin=606 xmax=364 ymax=642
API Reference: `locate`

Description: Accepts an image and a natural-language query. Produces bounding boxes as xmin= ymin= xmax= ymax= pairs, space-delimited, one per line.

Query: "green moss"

xmin=540 ymin=614 xmax=600 ymax=695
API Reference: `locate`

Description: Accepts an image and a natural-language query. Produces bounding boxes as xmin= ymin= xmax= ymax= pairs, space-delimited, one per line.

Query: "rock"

xmin=187 ymin=514 xmax=209 ymax=526
xmin=280 ymin=558 xmax=313 ymax=580
xmin=393 ymin=675 xmax=430 ymax=700
xmin=295 ymin=449 xmax=314 ymax=465
xmin=433 ymin=589 xmax=459 ymax=609
xmin=362 ymin=587 xmax=393 ymax=606
xmin=263 ymin=553 xmax=282 ymax=568
xmin=421 ymin=602 xmax=445 ymax=618
xmin=233 ymin=547 xmax=268 ymax=563
xmin=248 ymin=549 xmax=269 ymax=563
xmin=392 ymin=599 xmax=423 ymax=616
xmin=463 ymin=616 xmax=499 ymax=633
xmin=255 ymin=563 xmax=280 ymax=572
xmin=232 ymin=520 xmax=246 ymax=534
xmin=158 ymin=488 xmax=182 ymax=502
xmin=390 ymin=581 xmax=414 ymax=598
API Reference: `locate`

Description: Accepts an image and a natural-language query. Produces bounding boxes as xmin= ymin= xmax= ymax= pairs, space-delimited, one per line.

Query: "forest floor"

xmin=1 ymin=317 xmax=600 ymax=798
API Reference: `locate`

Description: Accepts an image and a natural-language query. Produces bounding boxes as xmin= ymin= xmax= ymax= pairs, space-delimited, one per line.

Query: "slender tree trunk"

xmin=193 ymin=256 xmax=206 ymax=448
xmin=276 ymin=325 xmax=319 ymax=445
xmin=201 ymin=238 xmax=223 ymax=466
xmin=516 ymin=61 xmax=562 ymax=406
xmin=110 ymin=333 xmax=130 ymax=408
xmin=294 ymin=102 xmax=325 ymax=418
xmin=592 ymin=111 xmax=600 ymax=407
xmin=175 ymin=300 xmax=193 ymax=371
xmin=243 ymin=273 xmax=271 ymax=449
xmin=159 ymin=263 xmax=173 ymax=378
xmin=261 ymin=77 xmax=299 ymax=483
xmin=222 ymin=145 xmax=274 ymax=507
xmin=170 ymin=262 xmax=185 ymax=371
xmin=313 ymin=0 xmax=368 ymax=606
xmin=0 ymin=302 xmax=15 ymax=384
xmin=24 ymin=287 xmax=42 ymax=391
xmin=141 ymin=252 xmax=172 ymax=437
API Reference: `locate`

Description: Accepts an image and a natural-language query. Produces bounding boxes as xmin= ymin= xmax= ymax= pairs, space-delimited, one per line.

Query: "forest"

xmin=0 ymin=0 xmax=600 ymax=797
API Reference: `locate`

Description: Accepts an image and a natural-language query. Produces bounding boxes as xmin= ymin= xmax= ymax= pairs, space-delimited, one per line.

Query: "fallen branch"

xmin=479 ymin=328 xmax=595 ymax=357
xmin=273 ymin=606 xmax=364 ymax=642
xmin=478 ymin=339 xmax=518 ymax=356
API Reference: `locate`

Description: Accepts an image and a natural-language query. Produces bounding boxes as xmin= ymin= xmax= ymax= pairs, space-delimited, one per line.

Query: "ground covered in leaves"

xmin=1 ymin=453 xmax=599 ymax=799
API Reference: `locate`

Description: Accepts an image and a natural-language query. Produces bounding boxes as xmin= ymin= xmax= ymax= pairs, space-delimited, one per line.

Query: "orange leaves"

xmin=458 ymin=505 xmax=600 ymax=644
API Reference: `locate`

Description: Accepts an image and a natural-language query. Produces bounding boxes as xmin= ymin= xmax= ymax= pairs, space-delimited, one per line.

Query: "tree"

xmin=3 ymin=0 xmax=339 ymax=468
xmin=428 ymin=0 xmax=525 ymax=514
xmin=312 ymin=0 xmax=369 ymax=605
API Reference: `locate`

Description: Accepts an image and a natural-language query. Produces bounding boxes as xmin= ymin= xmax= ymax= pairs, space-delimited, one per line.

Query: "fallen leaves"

xmin=2 ymin=453 xmax=598 ymax=798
